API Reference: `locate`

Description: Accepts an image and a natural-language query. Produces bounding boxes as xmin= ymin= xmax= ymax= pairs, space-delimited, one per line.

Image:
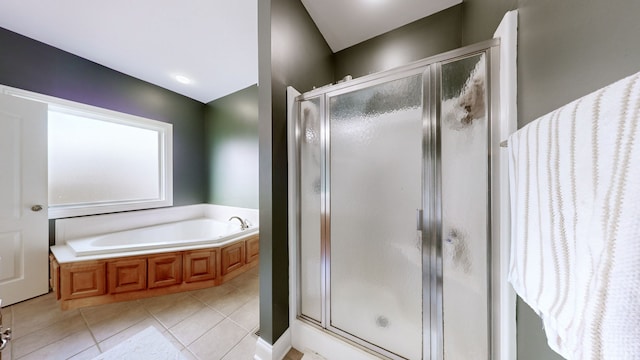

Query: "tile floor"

xmin=0 ymin=266 xmax=276 ymax=360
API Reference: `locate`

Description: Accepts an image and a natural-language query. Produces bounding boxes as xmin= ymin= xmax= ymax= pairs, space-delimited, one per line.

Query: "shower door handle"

xmin=416 ymin=209 xmax=423 ymax=231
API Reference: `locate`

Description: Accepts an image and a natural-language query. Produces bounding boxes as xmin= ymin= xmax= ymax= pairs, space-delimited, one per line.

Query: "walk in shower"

xmin=288 ymin=40 xmax=502 ymax=360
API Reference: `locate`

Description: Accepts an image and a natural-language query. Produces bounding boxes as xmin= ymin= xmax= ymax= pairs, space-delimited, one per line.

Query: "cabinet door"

xmin=184 ymin=250 xmax=217 ymax=283
xmin=60 ymin=261 xmax=106 ymax=300
xmin=148 ymin=253 xmax=182 ymax=288
xmin=108 ymin=258 xmax=147 ymax=294
xmin=245 ymin=236 xmax=259 ymax=264
xmin=221 ymin=242 xmax=246 ymax=276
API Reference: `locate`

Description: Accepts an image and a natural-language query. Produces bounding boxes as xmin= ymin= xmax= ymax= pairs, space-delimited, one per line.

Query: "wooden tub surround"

xmin=49 ymin=234 xmax=259 ymax=310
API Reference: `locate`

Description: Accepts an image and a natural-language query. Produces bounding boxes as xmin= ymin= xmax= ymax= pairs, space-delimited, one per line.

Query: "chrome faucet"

xmin=229 ymin=216 xmax=249 ymax=230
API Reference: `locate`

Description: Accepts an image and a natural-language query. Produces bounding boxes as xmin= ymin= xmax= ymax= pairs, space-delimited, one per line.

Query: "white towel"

xmin=508 ymin=71 xmax=640 ymax=359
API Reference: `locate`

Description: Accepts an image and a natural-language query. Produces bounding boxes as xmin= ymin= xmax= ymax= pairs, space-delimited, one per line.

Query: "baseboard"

xmin=254 ymin=329 xmax=292 ymax=360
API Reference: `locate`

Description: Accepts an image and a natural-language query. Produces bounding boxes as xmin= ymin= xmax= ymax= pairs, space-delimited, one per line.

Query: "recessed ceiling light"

xmin=174 ymin=75 xmax=192 ymax=84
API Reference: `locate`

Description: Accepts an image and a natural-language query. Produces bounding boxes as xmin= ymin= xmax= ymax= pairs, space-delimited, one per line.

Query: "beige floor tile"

xmin=162 ymin=327 xmax=186 ymax=352
xmin=2 ymin=305 xmax=13 ymax=327
xmin=228 ymin=297 xmax=259 ymax=332
xmin=247 ymin=266 xmax=259 ymax=276
xmin=1 ymin=305 xmax=13 ymax=359
xmin=188 ymin=319 xmax=248 ymax=360
xmin=202 ymin=288 xmax=254 ymax=316
xmin=221 ymin=333 xmax=258 ymax=360
xmin=67 ymin=345 xmax=102 ymax=360
xmin=180 ymin=348 xmax=200 ymax=360
xmin=228 ymin=275 xmax=259 ymax=295
xmin=6 ymin=272 xmax=261 ymax=359
xmin=12 ymin=312 xmax=88 ymax=358
xmin=227 ymin=269 xmax=258 ymax=285
xmin=190 ymin=282 xmax=236 ymax=304
xmin=83 ymin=302 xmax=150 ymax=342
xmin=169 ymin=306 xmax=225 ymax=346
xmin=145 ymin=293 xmax=206 ymax=328
xmin=80 ymin=299 xmax=140 ymax=325
xmin=1 ymin=340 xmax=11 ymax=360
xmin=17 ymin=328 xmax=94 ymax=360
xmin=10 ymin=292 xmax=57 ymax=316
xmin=284 ymin=348 xmax=304 ymax=360
xmin=11 ymin=293 xmax=80 ymax=339
xmin=97 ymin=317 xmax=165 ymax=353
xmin=137 ymin=291 xmax=189 ymax=314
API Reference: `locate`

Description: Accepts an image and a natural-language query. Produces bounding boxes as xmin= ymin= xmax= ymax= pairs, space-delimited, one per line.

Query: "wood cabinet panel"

xmin=50 ymin=254 xmax=60 ymax=300
xmin=60 ymin=261 xmax=106 ymax=300
xmin=184 ymin=249 xmax=217 ymax=283
xmin=222 ymin=242 xmax=246 ymax=276
xmin=52 ymin=235 xmax=259 ymax=310
xmin=148 ymin=253 xmax=182 ymax=288
xmin=245 ymin=236 xmax=259 ymax=264
xmin=108 ymin=258 xmax=147 ymax=294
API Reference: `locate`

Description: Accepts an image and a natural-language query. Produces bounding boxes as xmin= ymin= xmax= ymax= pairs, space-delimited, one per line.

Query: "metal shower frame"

xmin=292 ymin=38 xmax=501 ymax=360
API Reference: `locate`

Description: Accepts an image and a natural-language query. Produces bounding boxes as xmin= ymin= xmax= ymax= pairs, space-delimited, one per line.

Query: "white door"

xmin=0 ymin=93 xmax=48 ymax=306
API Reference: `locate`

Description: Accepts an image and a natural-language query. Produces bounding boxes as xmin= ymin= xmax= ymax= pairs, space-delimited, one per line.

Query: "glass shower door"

xmin=440 ymin=53 xmax=490 ymax=359
xmin=298 ymin=96 xmax=323 ymax=322
xmin=327 ymin=74 xmax=424 ymax=360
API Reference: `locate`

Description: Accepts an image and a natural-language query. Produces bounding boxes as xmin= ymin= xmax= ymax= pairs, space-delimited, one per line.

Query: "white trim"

xmin=254 ymin=329 xmax=292 ymax=360
xmin=492 ymin=10 xmax=518 ymax=360
xmin=291 ymin=320 xmax=379 ymax=360
xmin=0 ymin=84 xmax=173 ymax=219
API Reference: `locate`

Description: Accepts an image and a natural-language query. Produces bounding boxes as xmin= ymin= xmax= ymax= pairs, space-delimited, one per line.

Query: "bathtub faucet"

xmin=229 ymin=216 xmax=249 ymax=230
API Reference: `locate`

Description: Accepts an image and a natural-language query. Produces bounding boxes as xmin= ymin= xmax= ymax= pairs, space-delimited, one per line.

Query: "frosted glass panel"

xmin=329 ymin=75 xmax=423 ymax=359
xmin=48 ymin=110 xmax=160 ymax=206
xmin=440 ymin=53 xmax=489 ymax=359
xmin=299 ymin=97 xmax=322 ymax=322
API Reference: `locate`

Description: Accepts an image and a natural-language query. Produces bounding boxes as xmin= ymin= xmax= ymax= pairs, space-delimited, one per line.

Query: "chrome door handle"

xmin=31 ymin=205 xmax=43 ymax=212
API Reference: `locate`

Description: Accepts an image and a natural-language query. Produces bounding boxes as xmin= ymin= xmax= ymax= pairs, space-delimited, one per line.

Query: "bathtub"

xmin=66 ymin=218 xmax=259 ymax=257
xmin=49 ymin=204 xmax=260 ymax=310
xmin=51 ymin=204 xmax=259 ymax=263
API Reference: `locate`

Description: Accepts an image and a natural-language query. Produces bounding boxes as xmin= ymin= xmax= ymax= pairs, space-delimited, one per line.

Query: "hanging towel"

xmin=508 ymin=71 xmax=640 ymax=359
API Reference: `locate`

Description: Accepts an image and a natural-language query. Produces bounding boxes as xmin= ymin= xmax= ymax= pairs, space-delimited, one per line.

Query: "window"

xmin=1 ymin=85 xmax=173 ymax=218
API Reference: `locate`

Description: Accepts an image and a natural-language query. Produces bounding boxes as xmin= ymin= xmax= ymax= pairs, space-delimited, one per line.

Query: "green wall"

xmin=334 ymin=5 xmax=463 ymax=80
xmin=205 ymin=84 xmax=259 ymax=209
xmin=460 ymin=0 xmax=640 ymax=358
xmin=0 ymin=27 xmax=207 ymax=207
xmin=258 ymin=0 xmax=334 ymax=345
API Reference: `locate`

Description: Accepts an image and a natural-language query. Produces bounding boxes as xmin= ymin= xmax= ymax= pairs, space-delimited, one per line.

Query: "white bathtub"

xmin=51 ymin=204 xmax=259 ymax=263
xmin=66 ymin=218 xmax=259 ymax=257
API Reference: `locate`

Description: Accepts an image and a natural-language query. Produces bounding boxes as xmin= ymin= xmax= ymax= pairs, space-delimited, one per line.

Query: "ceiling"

xmin=302 ymin=0 xmax=462 ymax=53
xmin=0 ymin=0 xmax=461 ymax=104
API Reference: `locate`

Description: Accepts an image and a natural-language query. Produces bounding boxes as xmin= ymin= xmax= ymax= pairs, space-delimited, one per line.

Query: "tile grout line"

xmin=219 ymin=331 xmax=256 ymax=360
xmin=77 ymin=309 xmax=102 ymax=355
xmin=6 ymin=271 xmax=259 ymax=360
xmin=181 ymin=290 xmax=257 ymax=358
xmin=176 ymin=294 xmax=229 ymax=350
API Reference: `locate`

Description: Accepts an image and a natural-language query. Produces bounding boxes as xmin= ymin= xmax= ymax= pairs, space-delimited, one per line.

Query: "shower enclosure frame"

xmin=288 ymin=38 xmax=505 ymax=360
